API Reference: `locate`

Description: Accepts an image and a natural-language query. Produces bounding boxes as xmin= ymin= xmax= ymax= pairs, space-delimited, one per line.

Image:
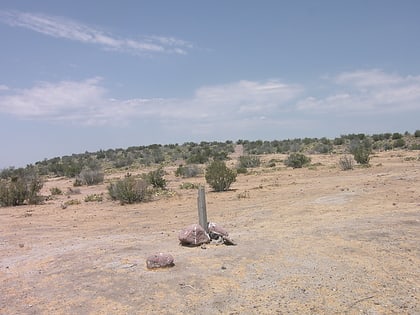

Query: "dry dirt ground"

xmin=1 ymin=151 xmax=419 ymax=315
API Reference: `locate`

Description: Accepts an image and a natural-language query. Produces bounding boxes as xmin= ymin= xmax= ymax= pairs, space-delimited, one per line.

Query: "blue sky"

xmin=1 ymin=1 xmax=419 ymax=168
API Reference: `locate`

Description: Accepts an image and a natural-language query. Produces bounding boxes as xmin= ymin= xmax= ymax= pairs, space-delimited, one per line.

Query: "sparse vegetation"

xmin=144 ymin=167 xmax=167 ymax=189
xmin=0 ymin=131 xmax=418 ymax=207
xmin=205 ymin=160 xmax=237 ymax=192
xmin=108 ymin=174 xmax=150 ymax=204
xmin=238 ymin=155 xmax=261 ymax=169
xmin=180 ymin=182 xmax=200 ymax=190
xmin=339 ymin=155 xmax=355 ymax=171
xmin=50 ymin=187 xmax=62 ymax=195
xmin=284 ymin=153 xmax=311 ymax=168
xmin=77 ymin=167 xmax=104 ymax=186
xmin=175 ymin=164 xmax=201 ymax=178
xmin=84 ymin=194 xmax=103 ymax=202
xmin=349 ymin=139 xmax=372 ymax=165
xmin=0 ymin=168 xmax=43 ymax=207
xmin=64 ymin=199 xmax=81 ymax=206
xmin=237 ymin=190 xmax=250 ymax=199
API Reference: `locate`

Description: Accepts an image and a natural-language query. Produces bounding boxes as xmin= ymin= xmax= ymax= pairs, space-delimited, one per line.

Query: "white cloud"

xmin=335 ymin=69 xmax=404 ymax=87
xmin=1 ymin=70 xmax=418 ymax=131
xmin=0 ymin=78 xmax=301 ymax=126
xmin=0 ymin=85 xmax=9 ymax=91
xmin=0 ymin=77 xmax=107 ymax=120
xmin=297 ymin=69 xmax=420 ymax=114
xmin=0 ymin=10 xmax=192 ymax=55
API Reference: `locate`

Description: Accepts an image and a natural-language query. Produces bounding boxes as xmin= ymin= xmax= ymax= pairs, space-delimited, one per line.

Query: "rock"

xmin=208 ymin=222 xmax=236 ymax=246
xmin=146 ymin=253 xmax=174 ymax=269
xmin=178 ymin=224 xmax=210 ymax=246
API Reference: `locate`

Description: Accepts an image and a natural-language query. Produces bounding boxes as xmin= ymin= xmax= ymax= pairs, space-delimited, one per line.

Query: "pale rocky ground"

xmin=1 ymin=150 xmax=419 ymax=314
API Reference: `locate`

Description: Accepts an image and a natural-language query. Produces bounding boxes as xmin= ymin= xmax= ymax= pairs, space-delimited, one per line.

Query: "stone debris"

xmin=146 ymin=253 xmax=175 ymax=269
xmin=208 ymin=222 xmax=236 ymax=246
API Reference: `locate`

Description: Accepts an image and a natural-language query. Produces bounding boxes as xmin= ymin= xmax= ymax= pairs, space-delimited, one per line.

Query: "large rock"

xmin=146 ymin=253 xmax=175 ymax=269
xmin=178 ymin=224 xmax=210 ymax=246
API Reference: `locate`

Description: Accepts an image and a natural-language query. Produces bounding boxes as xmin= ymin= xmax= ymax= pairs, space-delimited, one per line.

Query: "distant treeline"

xmin=1 ymin=131 xmax=419 ymax=179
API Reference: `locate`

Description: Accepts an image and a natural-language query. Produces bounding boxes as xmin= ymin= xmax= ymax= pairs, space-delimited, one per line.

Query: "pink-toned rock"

xmin=146 ymin=253 xmax=174 ymax=269
xmin=178 ymin=224 xmax=210 ymax=246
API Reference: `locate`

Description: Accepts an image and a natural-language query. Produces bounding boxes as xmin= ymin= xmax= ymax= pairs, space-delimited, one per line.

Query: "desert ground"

xmin=1 ymin=150 xmax=419 ymax=314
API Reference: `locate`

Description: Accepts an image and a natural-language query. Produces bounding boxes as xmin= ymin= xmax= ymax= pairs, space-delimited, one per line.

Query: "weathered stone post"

xmin=197 ymin=186 xmax=208 ymax=233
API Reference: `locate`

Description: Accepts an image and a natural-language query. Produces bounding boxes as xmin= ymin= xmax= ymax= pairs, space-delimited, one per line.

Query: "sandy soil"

xmin=1 ymin=151 xmax=419 ymax=314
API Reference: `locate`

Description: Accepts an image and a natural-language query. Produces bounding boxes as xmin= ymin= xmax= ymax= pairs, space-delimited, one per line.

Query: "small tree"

xmin=205 ymin=161 xmax=237 ymax=192
xmin=284 ymin=153 xmax=311 ymax=168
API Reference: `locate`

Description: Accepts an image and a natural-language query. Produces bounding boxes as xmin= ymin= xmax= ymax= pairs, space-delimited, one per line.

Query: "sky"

xmin=1 ymin=1 xmax=420 ymax=168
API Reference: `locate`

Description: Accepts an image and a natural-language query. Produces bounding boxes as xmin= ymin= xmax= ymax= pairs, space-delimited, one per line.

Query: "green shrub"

xmin=84 ymin=193 xmax=103 ymax=202
xmin=349 ymin=139 xmax=372 ymax=165
xmin=108 ymin=175 xmax=150 ymax=204
xmin=144 ymin=167 xmax=166 ymax=189
xmin=414 ymin=130 xmax=420 ymax=137
xmin=180 ymin=182 xmax=199 ymax=189
xmin=284 ymin=153 xmax=311 ymax=168
xmin=0 ymin=170 xmax=43 ymax=207
xmin=338 ymin=155 xmax=354 ymax=171
xmin=175 ymin=164 xmax=201 ymax=178
xmin=393 ymin=138 xmax=406 ymax=148
xmin=392 ymin=132 xmax=402 ymax=140
xmin=238 ymin=155 xmax=261 ymax=168
xmin=236 ymin=167 xmax=248 ymax=174
xmin=50 ymin=187 xmax=62 ymax=195
xmin=64 ymin=199 xmax=81 ymax=206
xmin=205 ymin=161 xmax=237 ymax=192
xmin=77 ymin=167 xmax=104 ymax=186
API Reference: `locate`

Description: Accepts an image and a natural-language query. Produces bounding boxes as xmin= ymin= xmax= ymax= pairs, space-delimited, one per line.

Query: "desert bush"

xmin=237 ymin=190 xmax=250 ymax=199
xmin=144 ymin=167 xmax=166 ymax=189
xmin=179 ymin=182 xmax=199 ymax=189
xmin=236 ymin=167 xmax=248 ymax=174
xmin=205 ymin=161 xmax=237 ymax=192
xmin=108 ymin=175 xmax=150 ymax=204
xmin=338 ymin=155 xmax=354 ymax=171
xmin=349 ymin=139 xmax=372 ymax=165
xmin=393 ymin=138 xmax=406 ymax=148
xmin=77 ymin=167 xmax=104 ymax=186
xmin=66 ymin=187 xmax=81 ymax=195
xmin=175 ymin=164 xmax=201 ymax=178
xmin=392 ymin=132 xmax=402 ymax=140
xmin=238 ymin=155 xmax=261 ymax=168
xmin=0 ymin=170 xmax=43 ymax=207
xmin=415 ymin=130 xmax=420 ymax=137
xmin=284 ymin=153 xmax=311 ymax=168
xmin=50 ymin=187 xmax=62 ymax=195
xmin=84 ymin=193 xmax=103 ymax=202
xmin=64 ymin=199 xmax=81 ymax=206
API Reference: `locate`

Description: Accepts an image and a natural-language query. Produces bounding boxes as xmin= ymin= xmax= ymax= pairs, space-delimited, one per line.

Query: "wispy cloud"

xmin=297 ymin=69 xmax=420 ymax=114
xmin=0 ymin=10 xmax=192 ymax=55
xmin=1 ymin=69 xmax=419 ymax=131
xmin=0 ymin=78 xmax=301 ymax=126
